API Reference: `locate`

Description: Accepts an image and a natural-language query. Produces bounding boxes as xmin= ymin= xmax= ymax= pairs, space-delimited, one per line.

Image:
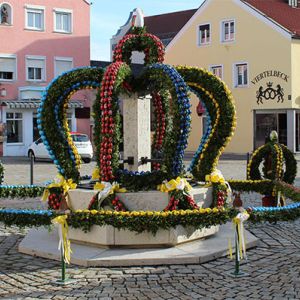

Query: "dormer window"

xmin=1 ymin=3 xmax=12 ymax=25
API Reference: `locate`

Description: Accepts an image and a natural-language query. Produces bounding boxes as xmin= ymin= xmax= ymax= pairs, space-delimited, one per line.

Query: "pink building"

xmin=0 ymin=0 xmax=91 ymax=156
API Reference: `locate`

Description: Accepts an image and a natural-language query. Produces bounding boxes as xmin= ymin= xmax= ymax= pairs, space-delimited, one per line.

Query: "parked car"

xmin=28 ymin=132 xmax=93 ymax=163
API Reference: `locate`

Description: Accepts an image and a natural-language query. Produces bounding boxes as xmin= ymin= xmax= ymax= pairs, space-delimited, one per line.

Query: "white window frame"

xmin=54 ymin=56 xmax=73 ymax=77
xmin=0 ymin=53 xmax=17 ymax=82
xmin=5 ymin=111 xmax=23 ymax=144
xmin=197 ymin=23 xmax=211 ymax=46
xmin=25 ymin=55 xmax=46 ymax=82
xmin=25 ymin=4 xmax=45 ymax=31
xmin=233 ymin=62 xmax=249 ymax=88
xmin=53 ymin=8 xmax=73 ymax=33
xmin=221 ymin=19 xmax=235 ymax=43
xmin=209 ymin=64 xmax=223 ymax=80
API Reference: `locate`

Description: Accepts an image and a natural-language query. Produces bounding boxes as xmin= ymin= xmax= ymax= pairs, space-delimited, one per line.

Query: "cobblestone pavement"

xmin=1 ymin=221 xmax=300 ymax=300
xmin=1 ymin=158 xmax=300 ymax=299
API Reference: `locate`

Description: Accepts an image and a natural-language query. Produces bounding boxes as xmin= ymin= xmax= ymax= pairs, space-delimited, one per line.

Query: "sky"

xmin=90 ymin=1 xmax=204 ymax=62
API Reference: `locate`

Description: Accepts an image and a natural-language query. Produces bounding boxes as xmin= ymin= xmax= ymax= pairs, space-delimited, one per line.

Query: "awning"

xmin=1 ymin=99 xmax=84 ymax=109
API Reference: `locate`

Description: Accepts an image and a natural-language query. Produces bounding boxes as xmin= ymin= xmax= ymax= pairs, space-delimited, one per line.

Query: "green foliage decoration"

xmin=247 ymin=139 xmax=297 ymax=184
xmin=40 ymin=67 xmax=105 ymax=183
xmin=175 ymin=66 xmax=236 ymax=181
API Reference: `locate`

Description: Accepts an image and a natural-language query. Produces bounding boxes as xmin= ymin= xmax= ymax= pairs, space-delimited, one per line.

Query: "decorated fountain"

xmin=17 ymin=10 xmax=261 ymax=266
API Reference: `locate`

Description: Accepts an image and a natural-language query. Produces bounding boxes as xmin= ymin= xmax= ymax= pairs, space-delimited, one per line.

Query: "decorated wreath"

xmin=247 ymin=131 xmax=297 ymax=184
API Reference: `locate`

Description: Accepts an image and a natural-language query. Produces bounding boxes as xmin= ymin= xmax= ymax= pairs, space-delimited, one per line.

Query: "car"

xmin=28 ymin=132 xmax=93 ymax=163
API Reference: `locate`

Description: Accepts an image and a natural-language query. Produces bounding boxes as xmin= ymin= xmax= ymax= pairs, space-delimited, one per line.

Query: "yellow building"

xmin=112 ymin=0 xmax=300 ymax=154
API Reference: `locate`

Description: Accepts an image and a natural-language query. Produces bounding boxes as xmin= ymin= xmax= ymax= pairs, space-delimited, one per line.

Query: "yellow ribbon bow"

xmin=92 ymin=167 xmax=100 ymax=180
xmin=51 ymin=215 xmax=72 ymax=264
xmin=229 ymin=210 xmax=250 ymax=261
xmin=94 ymin=182 xmax=105 ymax=191
xmin=158 ymin=177 xmax=192 ymax=193
xmin=109 ymin=183 xmax=127 ymax=194
xmin=205 ymin=169 xmax=225 ymax=184
xmin=42 ymin=175 xmax=77 ymax=202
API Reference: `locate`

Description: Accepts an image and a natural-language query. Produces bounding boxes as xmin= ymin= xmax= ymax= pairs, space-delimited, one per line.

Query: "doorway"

xmin=254 ymin=112 xmax=287 ymax=149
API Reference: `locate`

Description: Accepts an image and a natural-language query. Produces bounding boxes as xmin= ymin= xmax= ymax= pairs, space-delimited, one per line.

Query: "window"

xmin=222 ymin=20 xmax=235 ymax=42
xmin=54 ymin=57 xmax=73 ymax=77
xmin=198 ymin=24 xmax=210 ymax=45
xmin=25 ymin=5 xmax=44 ymax=31
xmin=6 ymin=112 xmax=23 ymax=143
xmin=1 ymin=3 xmax=12 ymax=25
xmin=0 ymin=55 xmax=16 ymax=81
xmin=26 ymin=56 xmax=46 ymax=81
xmin=210 ymin=65 xmax=223 ymax=79
xmin=234 ymin=63 xmax=248 ymax=87
xmin=54 ymin=9 xmax=72 ymax=33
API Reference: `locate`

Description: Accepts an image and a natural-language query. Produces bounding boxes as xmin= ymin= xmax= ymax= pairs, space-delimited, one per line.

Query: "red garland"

xmin=99 ymin=62 xmax=125 ymax=181
xmin=113 ymin=33 xmax=165 ymax=64
xmin=164 ymin=194 xmax=199 ymax=211
xmin=48 ymin=193 xmax=63 ymax=210
xmin=111 ymin=196 xmax=126 ymax=212
xmin=152 ymin=93 xmax=166 ymax=171
xmin=216 ymin=191 xmax=225 ymax=207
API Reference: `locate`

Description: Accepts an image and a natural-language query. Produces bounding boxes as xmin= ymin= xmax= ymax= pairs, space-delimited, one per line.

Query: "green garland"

xmin=67 ymin=208 xmax=237 ymax=235
xmin=0 ymin=209 xmax=55 ymax=228
xmin=0 ymin=186 xmax=44 ymax=198
xmin=175 ymin=66 xmax=236 ymax=181
xmin=275 ymin=181 xmax=300 ymax=202
xmin=40 ymin=67 xmax=104 ymax=182
xmin=248 ymin=207 xmax=300 ymax=223
xmin=228 ymin=179 xmax=273 ymax=195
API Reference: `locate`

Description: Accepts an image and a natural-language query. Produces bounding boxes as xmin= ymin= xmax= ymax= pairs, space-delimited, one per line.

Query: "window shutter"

xmin=27 ymin=58 xmax=44 ymax=68
xmin=0 ymin=57 xmax=15 ymax=73
xmin=55 ymin=59 xmax=72 ymax=77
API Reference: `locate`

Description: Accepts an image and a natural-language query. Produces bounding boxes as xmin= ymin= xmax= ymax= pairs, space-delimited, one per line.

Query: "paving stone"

xmin=2 ymin=160 xmax=300 ymax=298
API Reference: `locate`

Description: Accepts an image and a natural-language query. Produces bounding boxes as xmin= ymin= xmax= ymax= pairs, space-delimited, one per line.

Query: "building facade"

xmin=113 ymin=0 xmax=300 ymax=154
xmin=0 ymin=0 xmax=91 ymax=156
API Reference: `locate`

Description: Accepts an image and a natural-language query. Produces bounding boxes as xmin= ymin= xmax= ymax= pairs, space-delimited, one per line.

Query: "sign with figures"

xmin=251 ymin=70 xmax=289 ymax=105
xmin=256 ymin=82 xmax=284 ymax=104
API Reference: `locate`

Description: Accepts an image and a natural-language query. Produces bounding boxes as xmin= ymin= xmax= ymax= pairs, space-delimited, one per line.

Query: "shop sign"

xmin=251 ymin=70 xmax=289 ymax=105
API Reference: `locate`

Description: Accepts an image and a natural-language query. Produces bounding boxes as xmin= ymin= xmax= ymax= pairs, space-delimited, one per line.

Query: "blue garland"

xmin=148 ymin=63 xmax=191 ymax=176
xmin=0 ymin=208 xmax=53 ymax=216
xmin=38 ymin=67 xmax=100 ymax=175
xmin=188 ymin=87 xmax=212 ymax=172
xmin=249 ymin=202 xmax=300 ymax=212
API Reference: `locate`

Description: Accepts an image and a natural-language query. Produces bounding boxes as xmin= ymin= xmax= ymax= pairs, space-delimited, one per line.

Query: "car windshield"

xmin=71 ymin=134 xmax=89 ymax=142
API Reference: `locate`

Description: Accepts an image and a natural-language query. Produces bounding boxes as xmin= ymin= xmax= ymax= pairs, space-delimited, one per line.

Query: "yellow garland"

xmin=74 ymin=207 xmax=222 ymax=217
xmin=157 ymin=177 xmax=192 ymax=193
xmin=51 ymin=215 xmax=71 ymax=264
xmin=246 ymin=144 xmax=265 ymax=179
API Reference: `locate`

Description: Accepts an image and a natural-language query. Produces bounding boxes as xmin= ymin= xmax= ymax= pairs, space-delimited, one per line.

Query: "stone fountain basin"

xmin=66 ymin=186 xmax=218 ymax=247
